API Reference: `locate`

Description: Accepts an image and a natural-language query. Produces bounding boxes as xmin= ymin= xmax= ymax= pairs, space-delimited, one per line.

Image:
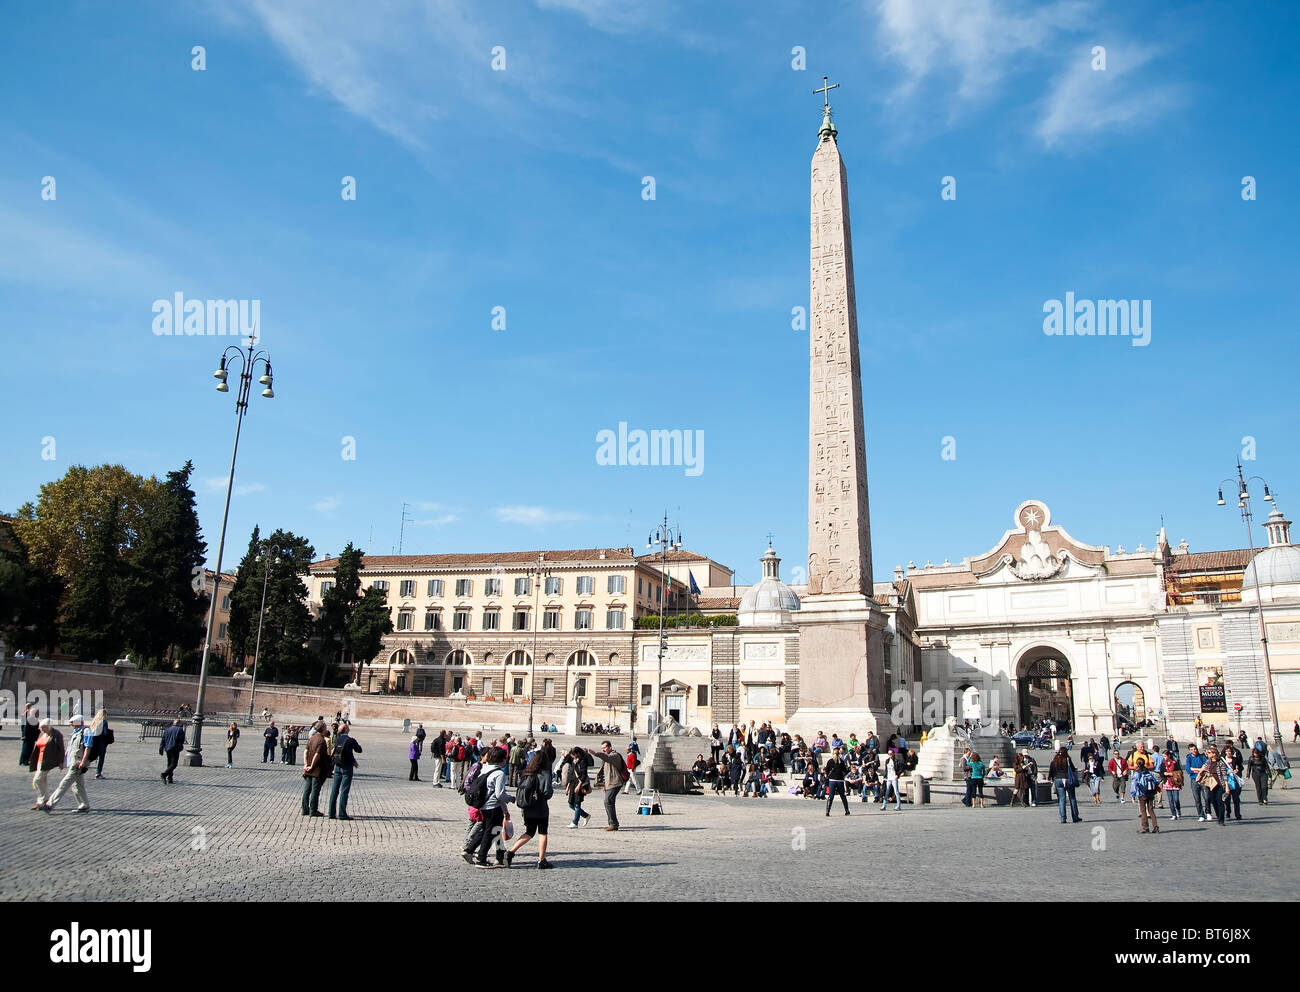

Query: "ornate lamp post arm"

xmin=189 ymin=339 xmax=274 ymax=766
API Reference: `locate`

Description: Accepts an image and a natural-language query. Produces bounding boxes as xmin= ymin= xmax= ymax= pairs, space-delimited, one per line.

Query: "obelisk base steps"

xmin=787 ymin=593 xmax=894 ymax=739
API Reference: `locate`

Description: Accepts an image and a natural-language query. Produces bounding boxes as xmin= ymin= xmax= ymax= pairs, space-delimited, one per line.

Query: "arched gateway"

xmin=1017 ymin=652 xmax=1075 ymax=731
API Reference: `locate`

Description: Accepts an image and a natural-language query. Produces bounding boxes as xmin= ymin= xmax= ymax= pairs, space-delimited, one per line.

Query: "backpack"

xmin=616 ymin=754 xmax=630 ymax=783
xmin=456 ymin=744 xmax=470 ymax=762
xmin=464 ymin=764 xmax=490 ymax=808
xmin=516 ymin=772 xmax=540 ymax=810
xmin=331 ymin=735 xmax=350 ymax=769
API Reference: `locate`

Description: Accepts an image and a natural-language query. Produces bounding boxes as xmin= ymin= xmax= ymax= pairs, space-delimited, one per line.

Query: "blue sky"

xmin=2 ymin=0 xmax=1297 ymax=589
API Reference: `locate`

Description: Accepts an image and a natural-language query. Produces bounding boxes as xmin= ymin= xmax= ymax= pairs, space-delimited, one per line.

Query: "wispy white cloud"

xmin=314 ymin=496 xmax=341 ymax=512
xmin=203 ymin=476 xmax=266 ymax=497
xmin=870 ymin=0 xmax=1181 ymax=147
xmin=1035 ymin=43 xmax=1181 ymax=147
xmin=495 ymin=505 xmax=586 ymax=526
xmin=414 ymin=514 xmax=458 ymax=526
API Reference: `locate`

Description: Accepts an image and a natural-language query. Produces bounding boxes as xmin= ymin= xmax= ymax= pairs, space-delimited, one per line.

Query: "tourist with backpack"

xmin=622 ymin=743 xmax=642 ymax=795
xmin=328 ymin=722 xmax=363 ymax=820
xmin=1162 ymin=749 xmax=1184 ymax=819
xmin=464 ymin=746 xmax=511 ymax=868
xmin=451 ymin=736 xmax=472 ymax=792
xmin=1128 ymin=741 xmax=1160 ymax=834
xmin=585 ymin=741 xmax=628 ymax=831
xmin=505 ymin=746 xmax=556 ymax=869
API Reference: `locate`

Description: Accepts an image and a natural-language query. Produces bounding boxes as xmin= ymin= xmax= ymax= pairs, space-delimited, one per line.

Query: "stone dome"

xmin=1240 ymin=507 xmax=1299 ymax=602
xmin=738 ymin=546 xmax=800 ymax=627
xmin=1241 ymin=546 xmax=1300 ymax=589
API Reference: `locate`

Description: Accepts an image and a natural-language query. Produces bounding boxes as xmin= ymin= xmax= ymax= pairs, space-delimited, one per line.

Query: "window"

xmin=515 ymin=576 xmax=531 ymax=596
xmin=482 ymin=610 xmax=500 ymax=631
xmin=512 ymin=610 xmax=530 ymax=631
xmin=543 ymin=610 xmax=561 ymax=630
xmin=637 ymin=576 xmax=643 ymax=595
xmin=505 ymin=650 xmax=530 ymax=666
xmin=427 ymin=579 xmax=443 ymax=597
xmin=568 ymin=650 xmax=596 ymax=666
xmin=397 ymin=612 xmax=413 ymax=631
xmin=455 ymin=578 xmax=472 ymax=596
xmin=400 ymin=580 xmax=416 ymax=598
xmin=446 ymin=649 xmax=471 ymax=665
xmin=217 ymin=622 xmax=228 ymax=639
xmin=543 ymin=677 xmax=555 ymax=698
xmin=641 ymin=684 xmax=652 ymax=706
xmin=606 ymin=609 xmax=625 ymax=630
xmin=373 ymin=579 xmax=389 ymax=591
xmin=220 ymin=594 xmax=231 ymax=611
xmin=576 ymin=575 xmax=594 ymax=595
xmin=574 ymin=677 xmax=587 ymax=698
xmin=424 ymin=611 xmax=442 ymax=631
xmin=482 ymin=678 xmax=493 ymax=697
xmin=744 ymin=684 xmax=780 ymax=708
xmin=607 ymin=574 xmax=626 ymax=594
xmin=575 ymin=609 xmax=593 ymax=630
xmin=656 ymin=584 xmax=661 ymax=603
xmin=484 ymin=578 xmax=502 ymax=598
xmin=608 ymin=679 xmax=619 ymax=698
xmin=513 ymin=676 xmax=525 ymax=696
xmin=697 ymin=684 xmax=709 ymax=706
xmin=545 ymin=576 xmax=562 ymax=595
xmin=453 ymin=610 xmax=471 ymax=631
xmin=320 ymin=580 xmax=334 ymax=596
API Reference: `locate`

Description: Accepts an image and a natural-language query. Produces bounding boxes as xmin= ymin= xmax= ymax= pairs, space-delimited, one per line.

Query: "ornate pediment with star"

xmin=969 ymin=500 xmax=1106 ymax=581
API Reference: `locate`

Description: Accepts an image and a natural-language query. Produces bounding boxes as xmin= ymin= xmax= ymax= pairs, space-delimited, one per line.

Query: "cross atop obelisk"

xmin=813 ymin=75 xmax=840 ymax=142
xmin=813 ymin=75 xmax=839 ymax=110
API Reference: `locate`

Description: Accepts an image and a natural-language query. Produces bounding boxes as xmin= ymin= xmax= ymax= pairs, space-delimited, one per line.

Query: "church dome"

xmin=1241 ymin=507 xmax=1300 ymax=602
xmin=1241 ymin=546 xmax=1300 ymax=589
xmin=738 ymin=546 xmax=800 ymax=627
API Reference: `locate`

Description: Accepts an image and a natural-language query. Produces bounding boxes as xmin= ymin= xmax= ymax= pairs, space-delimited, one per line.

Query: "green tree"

xmin=12 ymin=464 xmax=160 ymax=584
xmin=122 ymin=461 xmax=209 ymax=667
xmin=226 ymin=527 xmax=316 ymax=684
xmin=0 ymin=518 xmax=63 ymax=654
xmin=59 ymin=501 xmax=129 ymax=662
xmin=314 ymin=544 xmax=392 ymax=686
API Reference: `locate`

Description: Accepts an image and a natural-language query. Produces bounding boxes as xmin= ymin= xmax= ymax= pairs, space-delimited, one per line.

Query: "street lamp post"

xmin=646 ymin=512 xmax=683 ymax=736
xmin=188 ymin=336 xmax=274 ymax=766
xmin=1217 ymin=463 xmax=1286 ymax=756
xmin=246 ymin=544 xmax=284 ymax=726
xmin=527 ymin=553 xmax=551 ymax=739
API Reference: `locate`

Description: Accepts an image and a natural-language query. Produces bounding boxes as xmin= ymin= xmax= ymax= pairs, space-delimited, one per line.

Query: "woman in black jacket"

xmin=1222 ymin=745 xmax=1245 ymax=820
xmin=1246 ymin=744 xmax=1270 ymax=805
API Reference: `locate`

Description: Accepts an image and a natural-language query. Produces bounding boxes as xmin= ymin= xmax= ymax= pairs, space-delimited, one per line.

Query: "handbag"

xmin=103 ymin=728 xmax=115 ymax=746
xmin=1064 ymin=764 xmax=1079 ymax=788
xmin=1283 ymin=769 xmax=1293 ymax=780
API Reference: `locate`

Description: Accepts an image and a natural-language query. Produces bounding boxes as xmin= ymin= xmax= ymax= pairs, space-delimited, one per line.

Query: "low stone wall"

xmin=0 ymin=659 xmax=568 ymax=731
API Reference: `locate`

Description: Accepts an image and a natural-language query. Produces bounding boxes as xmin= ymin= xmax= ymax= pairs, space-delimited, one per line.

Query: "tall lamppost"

xmin=527 ymin=552 xmax=551 ymax=739
xmin=189 ymin=336 xmax=274 ymax=766
xmin=646 ymin=512 xmax=682 ymax=736
xmin=1217 ymin=463 xmax=1285 ymax=755
xmin=246 ymin=542 xmax=285 ymax=725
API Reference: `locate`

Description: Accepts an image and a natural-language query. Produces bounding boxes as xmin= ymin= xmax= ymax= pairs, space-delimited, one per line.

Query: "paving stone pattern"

xmin=0 ymin=724 xmax=1293 ymax=901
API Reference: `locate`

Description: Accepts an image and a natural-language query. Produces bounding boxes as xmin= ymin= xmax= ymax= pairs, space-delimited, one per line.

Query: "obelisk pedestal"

xmin=788 ymin=88 xmax=893 ymax=739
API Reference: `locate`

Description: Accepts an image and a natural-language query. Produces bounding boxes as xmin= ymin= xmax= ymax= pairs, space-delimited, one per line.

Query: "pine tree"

xmin=228 ymin=527 xmax=315 ymax=683
xmin=124 ymin=461 xmax=209 ymax=667
xmin=0 ymin=518 xmax=63 ymax=654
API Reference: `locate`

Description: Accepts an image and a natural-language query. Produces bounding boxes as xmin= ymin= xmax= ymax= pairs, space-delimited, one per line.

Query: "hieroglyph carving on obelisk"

xmin=807 ymin=84 xmax=873 ymax=598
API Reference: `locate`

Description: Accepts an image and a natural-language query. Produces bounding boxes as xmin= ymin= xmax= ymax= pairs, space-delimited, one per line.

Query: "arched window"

xmin=505 ymin=650 xmax=531 ymax=666
xmin=567 ymin=650 xmax=597 ymax=667
xmin=389 ymin=649 xmax=414 ymax=666
xmin=445 ymin=649 xmax=473 ymax=666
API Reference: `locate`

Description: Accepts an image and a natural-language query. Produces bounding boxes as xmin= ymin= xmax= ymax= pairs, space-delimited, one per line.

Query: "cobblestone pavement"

xmin=1 ymin=724 xmax=1294 ymax=901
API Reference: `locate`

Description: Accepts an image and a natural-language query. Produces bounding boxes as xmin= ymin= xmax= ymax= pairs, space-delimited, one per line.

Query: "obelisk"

xmin=790 ymin=79 xmax=892 ymax=737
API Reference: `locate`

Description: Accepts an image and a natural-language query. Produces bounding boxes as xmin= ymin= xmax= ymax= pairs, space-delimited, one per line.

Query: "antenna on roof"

xmin=398 ymin=502 xmax=413 ymax=555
